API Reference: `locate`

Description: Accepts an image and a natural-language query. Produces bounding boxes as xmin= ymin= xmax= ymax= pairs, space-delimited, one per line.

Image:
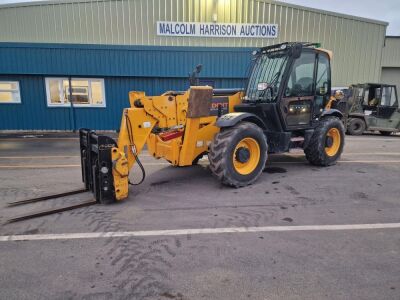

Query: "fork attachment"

xmin=79 ymin=129 xmax=117 ymax=204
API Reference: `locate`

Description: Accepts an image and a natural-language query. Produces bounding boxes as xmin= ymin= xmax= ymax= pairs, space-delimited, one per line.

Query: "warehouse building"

xmin=381 ymin=36 xmax=400 ymax=93
xmin=0 ymin=0 xmax=389 ymax=130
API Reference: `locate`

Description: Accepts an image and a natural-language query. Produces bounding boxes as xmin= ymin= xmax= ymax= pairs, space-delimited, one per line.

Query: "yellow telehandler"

xmin=7 ymin=42 xmax=345 ymax=222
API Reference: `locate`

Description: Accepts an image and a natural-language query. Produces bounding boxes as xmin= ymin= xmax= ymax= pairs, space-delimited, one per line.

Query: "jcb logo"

xmin=210 ymin=97 xmax=229 ymax=116
xmin=211 ymin=102 xmax=229 ymax=110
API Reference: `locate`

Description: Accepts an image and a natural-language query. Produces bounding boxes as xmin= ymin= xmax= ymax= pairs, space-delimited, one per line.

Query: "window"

xmin=45 ymin=78 xmax=106 ymax=107
xmin=381 ymin=86 xmax=398 ymax=107
xmin=286 ymin=52 xmax=315 ymax=97
xmin=287 ymin=100 xmax=312 ymax=126
xmin=363 ymin=89 xmax=369 ymax=106
xmin=246 ymin=54 xmax=289 ymax=102
xmin=0 ymin=81 xmax=21 ymax=103
xmin=315 ymin=54 xmax=329 ymax=96
xmin=314 ymin=53 xmax=330 ymax=114
xmin=367 ymin=87 xmax=381 ymax=107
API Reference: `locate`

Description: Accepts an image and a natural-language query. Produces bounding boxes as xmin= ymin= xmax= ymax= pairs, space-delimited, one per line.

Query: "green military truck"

xmin=339 ymin=83 xmax=400 ymax=136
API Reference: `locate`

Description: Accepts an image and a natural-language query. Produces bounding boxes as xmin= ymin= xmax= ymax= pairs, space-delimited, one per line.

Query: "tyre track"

xmin=77 ymin=206 xmax=184 ymax=300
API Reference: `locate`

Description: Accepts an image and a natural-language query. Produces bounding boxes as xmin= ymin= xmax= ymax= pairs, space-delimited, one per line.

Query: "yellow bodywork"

xmin=232 ymin=137 xmax=261 ymax=175
xmin=111 ymin=87 xmax=242 ymax=200
xmin=325 ymin=127 xmax=341 ymax=157
xmin=325 ymin=89 xmax=345 ymax=110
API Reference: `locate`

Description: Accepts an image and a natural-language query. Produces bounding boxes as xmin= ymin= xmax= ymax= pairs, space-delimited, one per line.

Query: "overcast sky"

xmin=0 ymin=0 xmax=398 ymax=35
xmin=280 ymin=0 xmax=399 ymax=35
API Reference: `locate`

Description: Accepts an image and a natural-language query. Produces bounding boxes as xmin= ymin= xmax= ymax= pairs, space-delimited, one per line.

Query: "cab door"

xmin=376 ymin=85 xmax=399 ymax=129
xmin=280 ymin=51 xmax=316 ymax=130
xmin=313 ymin=52 xmax=331 ymax=116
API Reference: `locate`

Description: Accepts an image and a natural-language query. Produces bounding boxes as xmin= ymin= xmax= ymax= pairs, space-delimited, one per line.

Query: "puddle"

xmin=22 ymin=228 xmax=39 ymax=234
xmin=282 ymin=217 xmax=293 ymax=222
xmin=263 ymin=167 xmax=287 ymax=174
xmin=150 ymin=180 xmax=170 ymax=186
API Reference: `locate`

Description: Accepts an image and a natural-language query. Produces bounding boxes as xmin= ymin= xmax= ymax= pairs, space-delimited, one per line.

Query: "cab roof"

xmin=258 ymin=42 xmax=332 ymax=59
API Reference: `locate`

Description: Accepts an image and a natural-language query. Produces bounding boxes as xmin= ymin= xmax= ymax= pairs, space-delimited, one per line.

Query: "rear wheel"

xmin=347 ymin=118 xmax=365 ymax=135
xmin=379 ymin=131 xmax=392 ymax=136
xmin=305 ymin=117 xmax=345 ymax=166
xmin=209 ymin=122 xmax=268 ymax=187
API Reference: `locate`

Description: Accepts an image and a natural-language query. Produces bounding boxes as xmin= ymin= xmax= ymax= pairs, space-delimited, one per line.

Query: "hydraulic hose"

xmin=125 ymin=114 xmax=146 ymax=185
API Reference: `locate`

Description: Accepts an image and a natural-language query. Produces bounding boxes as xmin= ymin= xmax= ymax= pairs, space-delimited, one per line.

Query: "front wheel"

xmin=208 ymin=122 xmax=268 ymax=187
xmin=305 ymin=117 xmax=345 ymax=166
xmin=347 ymin=118 xmax=365 ymax=135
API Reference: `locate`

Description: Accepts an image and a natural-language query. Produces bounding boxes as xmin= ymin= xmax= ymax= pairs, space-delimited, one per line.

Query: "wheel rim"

xmin=233 ymin=137 xmax=261 ymax=175
xmin=325 ymin=128 xmax=341 ymax=157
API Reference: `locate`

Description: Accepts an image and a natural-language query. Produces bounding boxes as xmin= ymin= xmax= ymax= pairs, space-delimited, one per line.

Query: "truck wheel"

xmin=380 ymin=131 xmax=392 ymax=136
xmin=305 ymin=117 xmax=345 ymax=166
xmin=209 ymin=122 xmax=268 ymax=187
xmin=347 ymin=118 xmax=365 ymax=135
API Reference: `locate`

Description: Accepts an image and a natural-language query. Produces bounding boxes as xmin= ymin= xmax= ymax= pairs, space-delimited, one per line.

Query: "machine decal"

xmin=210 ymin=97 xmax=229 ymax=116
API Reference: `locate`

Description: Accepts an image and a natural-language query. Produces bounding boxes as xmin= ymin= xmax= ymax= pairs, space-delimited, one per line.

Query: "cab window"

xmin=381 ymin=86 xmax=398 ymax=107
xmin=315 ymin=54 xmax=329 ymax=96
xmin=286 ymin=52 xmax=316 ymax=97
xmin=314 ymin=53 xmax=330 ymax=113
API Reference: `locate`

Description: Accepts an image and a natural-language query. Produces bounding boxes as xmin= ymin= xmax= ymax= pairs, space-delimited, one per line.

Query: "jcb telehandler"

xmin=7 ymin=42 xmax=345 ymax=222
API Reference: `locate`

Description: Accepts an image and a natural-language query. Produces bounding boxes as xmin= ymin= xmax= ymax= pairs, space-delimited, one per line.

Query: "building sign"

xmin=157 ymin=21 xmax=278 ymax=38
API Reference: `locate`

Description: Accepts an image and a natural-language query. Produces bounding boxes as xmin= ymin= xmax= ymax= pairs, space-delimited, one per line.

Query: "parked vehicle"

xmin=339 ymin=83 xmax=400 ymax=135
xmin=7 ymin=42 xmax=346 ymax=223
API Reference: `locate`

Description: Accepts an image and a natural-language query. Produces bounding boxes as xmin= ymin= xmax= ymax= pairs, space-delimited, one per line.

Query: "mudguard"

xmin=216 ymin=112 xmax=267 ymax=129
xmin=321 ymin=108 xmax=343 ymax=119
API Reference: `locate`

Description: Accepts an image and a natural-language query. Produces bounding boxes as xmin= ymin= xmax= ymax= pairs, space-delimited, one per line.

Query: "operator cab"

xmin=237 ymin=42 xmax=333 ymax=133
xmin=231 ymin=42 xmax=337 ymax=153
xmin=351 ymin=83 xmax=399 ymax=117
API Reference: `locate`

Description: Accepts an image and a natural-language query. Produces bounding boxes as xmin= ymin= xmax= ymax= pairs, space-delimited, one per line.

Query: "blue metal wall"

xmin=0 ymin=43 xmax=252 ymax=130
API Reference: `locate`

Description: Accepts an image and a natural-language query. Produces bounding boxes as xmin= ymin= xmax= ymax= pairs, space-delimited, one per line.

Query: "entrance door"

xmin=280 ymin=51 xmax=316 ymax=129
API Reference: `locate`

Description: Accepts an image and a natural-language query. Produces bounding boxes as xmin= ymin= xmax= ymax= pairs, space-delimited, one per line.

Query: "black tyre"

xmin=208 ymin=122 xmax=268 ymax=187
xmin=379 ymin=131 xmax=392 ymax=136
xmin=305 ymin=117 xmax=345 ymax=166
xmin=347 ymin=118 xmax=365 ymax=135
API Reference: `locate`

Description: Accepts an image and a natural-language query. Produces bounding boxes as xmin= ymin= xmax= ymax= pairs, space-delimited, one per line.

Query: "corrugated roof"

xmin=0 ymin=0 xmax=389 ymax=26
